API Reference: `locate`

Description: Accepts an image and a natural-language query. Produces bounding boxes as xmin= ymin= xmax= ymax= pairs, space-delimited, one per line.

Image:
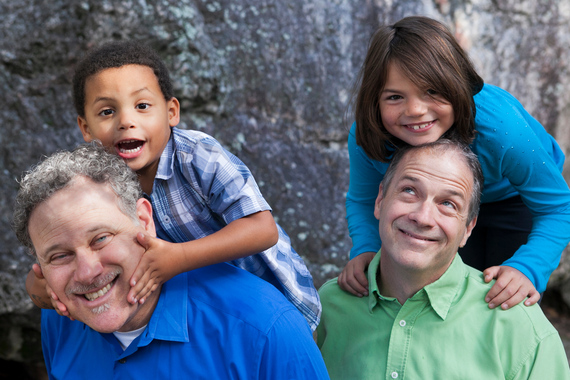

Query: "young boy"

xmin=26 ymin=41 xmax=320 ymax=330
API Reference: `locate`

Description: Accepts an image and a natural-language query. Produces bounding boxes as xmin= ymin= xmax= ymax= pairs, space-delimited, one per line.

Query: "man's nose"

xmin=408 ymin=201 xmax=435 ymax=227
xmin=73 ymin=249 xmax=104 ymax=284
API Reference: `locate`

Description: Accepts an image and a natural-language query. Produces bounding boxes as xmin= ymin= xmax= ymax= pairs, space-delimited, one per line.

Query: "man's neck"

xmin=117 ymin=284 xmax=162 ymax=332
xmin=377 ymin=257 xmax=447 ymax=305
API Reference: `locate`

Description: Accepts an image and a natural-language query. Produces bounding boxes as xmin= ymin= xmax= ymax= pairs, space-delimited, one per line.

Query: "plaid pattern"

xmin=149 ymin=128 xmax=321 ymax=330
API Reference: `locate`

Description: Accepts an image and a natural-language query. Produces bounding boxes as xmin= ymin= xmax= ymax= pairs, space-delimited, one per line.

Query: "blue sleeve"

xmin=176 ymin=129 xmax=271 ymax=224
xmin=258 ymin=309 xmax=330 ymax=379
xmin=346 ymin=122 xmax=388 ymax=259
xmin=473 ymin=85 xmax=570 ymax=292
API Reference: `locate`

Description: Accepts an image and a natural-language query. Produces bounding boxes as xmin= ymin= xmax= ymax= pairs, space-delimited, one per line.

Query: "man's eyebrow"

xmin=399 ymin=175 xmax=466 ymax=199
xmin=41 ymin=224 xmax=109 ymax=256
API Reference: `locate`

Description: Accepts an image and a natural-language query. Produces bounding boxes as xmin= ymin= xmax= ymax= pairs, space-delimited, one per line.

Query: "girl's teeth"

xmin=411 ymin=122 xmax=430 ymax=130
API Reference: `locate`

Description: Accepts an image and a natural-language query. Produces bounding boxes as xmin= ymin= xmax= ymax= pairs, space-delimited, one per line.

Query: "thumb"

xmin=483 ymin=266 xmax=501 ymax=283
xmin=136 ymin=232 xmax=151 ymax=250
xmin=32 ymin=263 xmax=45 ymax=279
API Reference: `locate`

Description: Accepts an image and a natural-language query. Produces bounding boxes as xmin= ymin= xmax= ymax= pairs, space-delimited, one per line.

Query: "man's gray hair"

xmin=12 ymin=143 xmax=142 ymax=251
xmin=382 ymin=140 xmax=484 ymax=224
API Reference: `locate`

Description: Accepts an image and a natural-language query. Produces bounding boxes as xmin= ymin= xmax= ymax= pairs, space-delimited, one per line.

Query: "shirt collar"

xmin=369 ymin=251 xmax=467 ymax=320
xmin=137 ymin=273 xmax=190 ymax=347
xmin=155 ymin=128 xmax=176 ymax=181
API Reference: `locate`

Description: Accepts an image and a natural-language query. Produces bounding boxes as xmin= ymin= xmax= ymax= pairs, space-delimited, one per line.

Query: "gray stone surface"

xmin=1 ymin=0 xmax=569 ymax=366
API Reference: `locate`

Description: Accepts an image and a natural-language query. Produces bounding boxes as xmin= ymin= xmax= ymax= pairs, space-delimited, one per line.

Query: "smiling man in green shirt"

xmin=317 ymin=140 xmax=570 ymax=379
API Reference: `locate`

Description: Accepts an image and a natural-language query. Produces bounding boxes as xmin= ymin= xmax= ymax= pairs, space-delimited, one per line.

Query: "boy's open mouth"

xmin=117 ymin=139 xmax=144 ymax=154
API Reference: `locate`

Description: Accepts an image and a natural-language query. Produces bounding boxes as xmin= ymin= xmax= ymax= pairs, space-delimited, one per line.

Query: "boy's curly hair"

xmin=73 ymin=40 xmax=174 ymax=117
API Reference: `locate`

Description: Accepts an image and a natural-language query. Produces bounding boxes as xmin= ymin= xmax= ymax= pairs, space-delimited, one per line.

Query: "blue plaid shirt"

xmin=148 ymin=127 xmax=321 ymax=330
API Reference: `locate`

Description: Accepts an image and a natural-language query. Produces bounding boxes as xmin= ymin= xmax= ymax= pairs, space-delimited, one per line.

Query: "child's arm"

xmin=338 ymin=251 xmax=375 ymax=297
xmin=127 ymin=210 xmax=278 ymax=304
xmin=483 ymin=266 xmax=541 ymax=309
xmin=26 ymin=264 xmax=72 ymax=318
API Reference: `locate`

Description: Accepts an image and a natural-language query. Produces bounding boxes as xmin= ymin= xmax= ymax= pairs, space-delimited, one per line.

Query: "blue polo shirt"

xmin=41 ymin=263 xmax=329 ymax=379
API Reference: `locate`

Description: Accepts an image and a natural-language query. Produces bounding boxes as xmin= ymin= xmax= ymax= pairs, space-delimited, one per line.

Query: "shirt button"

xmin=399 ymin=320 xmax=406 ymax=327
xmin=391 ymin=372 xmax=398 ymax=378
xmin=119 ymin=358 xmax=127 ymax=364
xmin=162 ymin=215 xmax=171 ymax=224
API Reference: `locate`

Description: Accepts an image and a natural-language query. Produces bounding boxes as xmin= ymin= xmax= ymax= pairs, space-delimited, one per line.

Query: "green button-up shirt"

xmin=317 ymin=252 xmax=570 ymax=379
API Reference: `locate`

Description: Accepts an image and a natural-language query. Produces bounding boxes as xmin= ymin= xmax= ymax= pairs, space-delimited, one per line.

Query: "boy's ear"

xmin=77 ymin=116 xmax=94 ymax=142
xmin=167 ymin=97 xmax=180 ymax=127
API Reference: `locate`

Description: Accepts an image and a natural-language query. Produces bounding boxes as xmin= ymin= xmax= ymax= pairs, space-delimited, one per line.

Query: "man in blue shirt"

xmin=13 ymin=144 xmax=329 ymax=379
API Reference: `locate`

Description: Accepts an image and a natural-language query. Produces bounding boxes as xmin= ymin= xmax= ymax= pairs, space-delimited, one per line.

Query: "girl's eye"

xmin=99 ymin=109 xmax=114 ymax=116
xmin=136 ymin=103 xmax=150 ymax=110
xmin=427 ymin=89 xmax=438 ymax=95
xmin=387 ymin=94 xmax=403 ymax=101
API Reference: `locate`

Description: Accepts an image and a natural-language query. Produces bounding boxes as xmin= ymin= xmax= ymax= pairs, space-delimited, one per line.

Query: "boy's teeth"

xmin=119 ymin=145 xmax=142 ymax=154
xmin=85 ymin=283 xmax=112 ymax=301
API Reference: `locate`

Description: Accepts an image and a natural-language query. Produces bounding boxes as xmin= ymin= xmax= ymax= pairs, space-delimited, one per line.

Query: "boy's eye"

xmin=99 ymin=109 xmax=114 ymax=116
xmin=427 ymin=89 xmax=438 ymax=95
xmin=136 ymin=103 xmax=150 ymax=110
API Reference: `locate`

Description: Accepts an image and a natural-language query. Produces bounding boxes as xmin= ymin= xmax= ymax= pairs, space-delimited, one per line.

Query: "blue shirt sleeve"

xmin=472 ymin=84 xmax=570 ymax=292
xmin=258 ymin=309 xmax=330 ymax=379
xmin=345 ymin=122 xmax=389 ymax=259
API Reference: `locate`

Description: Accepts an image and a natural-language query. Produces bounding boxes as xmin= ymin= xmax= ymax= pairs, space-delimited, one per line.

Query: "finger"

xmin=524 ymin=290 xmax=541 ymax=306
xmin=32 ymin=263 xmax=45 ymax=279
xmin=499 ymin=289 xmax=526 ymax=310
xmin=128 ymin=268 xmax=152 ymax=304
xmin=136 ymin=232 xmax=150 ymax=250
xmin=338 ymin=268 xmax=364 ymax=297
xmin=352 ymin=268 xmax=369 ymax=296
xmin=487 ymin=282 xmax=518 ymax=309
xmin=482 ymin=266 xmax=501 ymax=283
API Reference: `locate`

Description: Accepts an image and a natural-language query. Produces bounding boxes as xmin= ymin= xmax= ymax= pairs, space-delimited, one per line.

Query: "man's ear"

xmin=136 ymin=198 xmax=156 ymax=237
xmin=167 ymin=97 xmax=180 ymax=127
xmin=459 ymin=216 xmax=477 ymax=248
xmin=77 ymin=116 xmax=94 ymax=142
xmin=373 ymin=183 xmax=384 ymax=220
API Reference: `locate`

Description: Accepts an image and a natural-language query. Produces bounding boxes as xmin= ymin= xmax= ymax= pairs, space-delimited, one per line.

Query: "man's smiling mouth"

xmin=84 ymin=282 xmax=113 ymax=301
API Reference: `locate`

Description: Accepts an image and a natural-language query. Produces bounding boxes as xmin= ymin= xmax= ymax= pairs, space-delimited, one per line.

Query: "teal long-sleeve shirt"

xmin=346 ymin=83 xmax=570 ymax=293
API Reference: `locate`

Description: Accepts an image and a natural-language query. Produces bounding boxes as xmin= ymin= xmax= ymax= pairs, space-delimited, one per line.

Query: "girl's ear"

xmin=167 ymin=97 xmax=180 ymax=127
xmin=77 ymin=116 xmax=94 ymax=142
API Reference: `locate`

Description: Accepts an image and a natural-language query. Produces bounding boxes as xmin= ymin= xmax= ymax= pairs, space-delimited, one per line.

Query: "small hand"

xmin=33 ymin=264 xmax=74 ymax=320
xmin=338 ymin=251 xmax=375 ymax=297
xmin=127 ymin=233 xmax=176 ymax=305
xmin=483 ymin=265 xmax=540 ymax=310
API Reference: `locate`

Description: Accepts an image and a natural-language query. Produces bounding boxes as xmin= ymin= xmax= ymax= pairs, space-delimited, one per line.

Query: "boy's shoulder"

xmin=171 ymin=127 xmax=221 ymax=151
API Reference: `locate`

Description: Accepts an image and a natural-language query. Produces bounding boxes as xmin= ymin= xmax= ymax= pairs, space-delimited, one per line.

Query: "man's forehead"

xmin=394 ymin=149 xmax=473 ymax=190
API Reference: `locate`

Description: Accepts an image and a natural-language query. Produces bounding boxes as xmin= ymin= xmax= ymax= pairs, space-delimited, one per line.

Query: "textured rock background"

xmin=1 ymin=0 xmax=570 ymax=369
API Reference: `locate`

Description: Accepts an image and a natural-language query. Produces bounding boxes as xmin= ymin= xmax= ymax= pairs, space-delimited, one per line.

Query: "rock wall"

xmin=1 ymin=0 xmax=569 ymax=366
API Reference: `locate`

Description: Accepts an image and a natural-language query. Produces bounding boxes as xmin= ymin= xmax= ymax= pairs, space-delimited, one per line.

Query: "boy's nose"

xmin=118 ymin=112 xmax=136 ymax=130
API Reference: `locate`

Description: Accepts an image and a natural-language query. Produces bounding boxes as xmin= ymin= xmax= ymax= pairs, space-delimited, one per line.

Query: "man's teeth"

xmin=85 ymin=283 xmax=112 ymax=301
xmin=410 ymin=122 xmax=431 ymax=130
